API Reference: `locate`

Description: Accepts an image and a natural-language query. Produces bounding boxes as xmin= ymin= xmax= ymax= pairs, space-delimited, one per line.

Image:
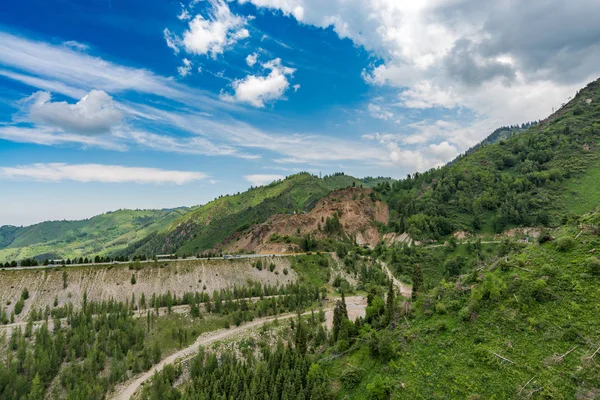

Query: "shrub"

xmin=556 ymin=237 xmax=576 ymax=252
xmin=269 ymin=263 xmax=275 ymax=272
xmin=131 ymin=274 xmax=137 ymax=285
xmin=585 ymin=257 xmax=600 ymax=275
xmin=341 ymin=366 xmax=365 ymax=388
xmin=366 ymin=375 xmax=393 ymax=400
xmin=283 ymin=268 xmax=289 ymax=275
xmin=435 ymin=302 xmax=447 ymax=315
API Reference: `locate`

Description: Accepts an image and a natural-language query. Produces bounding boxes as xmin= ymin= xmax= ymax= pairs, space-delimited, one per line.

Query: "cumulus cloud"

xmin=246 ymin=52 xmax=258 ymax=67
xmin=172 ymin=0 xmax=250 ymax=58
xmin=178 ymin=58 xmax=193 ymax=77
xmin=0 ymin=163 xmax=207 ymax=184
xmin=244 ymin=174 xmax=285 ymax=186
xmin=239 ymin=0 xmax=600 ymax=150
xmin=28 ymin=90 xmax=123 ymax=134
xmin=222 ymin=58 xmax=296 ymax=107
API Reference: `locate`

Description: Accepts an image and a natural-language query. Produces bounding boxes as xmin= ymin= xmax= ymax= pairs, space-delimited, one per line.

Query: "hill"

xmin=0 ymin=208 xmax=188 ymax=263
xmin=127 ymin=173 xmax=385 ymax=257
xmin=222 ymin=186 xmax=389 ymax=254
xmin=375 ymin=79 xmax=600 ymax=241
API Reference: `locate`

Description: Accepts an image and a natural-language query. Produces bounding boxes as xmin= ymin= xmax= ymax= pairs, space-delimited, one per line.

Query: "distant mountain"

xmin=0 ymin=208 xmax=188 ymax=263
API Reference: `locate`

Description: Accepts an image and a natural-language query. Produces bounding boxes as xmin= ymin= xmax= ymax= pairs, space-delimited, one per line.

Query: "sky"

xmin=1 ymin=0 xmax=599 ymax=226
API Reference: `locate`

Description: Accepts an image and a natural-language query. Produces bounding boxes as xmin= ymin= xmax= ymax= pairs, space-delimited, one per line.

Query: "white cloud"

xmin=0 ymin=31 xmax=227 ymax=108
xmin=238 ymin=0 xmax=600 ymax=150
xmin=0 ymin=163 xmax=207 ymax=185
xmin=63 ymin=40 xmax=89 ymax=51
xmin=178 ymin=58 xmax=193 ymax=77
xmin=28 ymin=90 xmax=123 ymax=134
xmin=179 ymin=0 xmax=250 ymax=58
xmin=164 ymin=28 xmax=181 ymax=55
xmin=222 ymin=58 xmax=295 ymax=107
xmin=246 ymin=52 xmax=258 ymax=67
xmin=0 ymin=125 xmax=126 ymax=151
xmin=428 ymin=141 xmax=458 ymax=160
xmin=367 ymin=103 xmax=394 ymax=121
xmin=178 ymin=6 xmax=191 ymax=21
xmin=293 ymin=84 xmax=301 ymax=92
xmin=245 ymin=174 xmax=285 ymax=186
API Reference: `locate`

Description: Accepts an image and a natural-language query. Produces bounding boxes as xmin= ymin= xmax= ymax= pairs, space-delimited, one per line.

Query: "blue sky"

xmin=1 ymin=0 xmax=598 ymax=226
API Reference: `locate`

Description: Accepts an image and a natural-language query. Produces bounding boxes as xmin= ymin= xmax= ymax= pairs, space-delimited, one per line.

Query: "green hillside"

xmin=129 ymin=172 xmax=384 ymax=257
xmin=0 ymin=208 xmax=188 ymax=263
xmin=323 ymin=217 xmax=600 ymax=399
xmin=376 ymin=79 xmax=600 ymax=241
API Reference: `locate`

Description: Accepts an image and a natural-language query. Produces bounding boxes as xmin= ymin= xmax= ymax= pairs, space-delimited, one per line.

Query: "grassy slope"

xmin=130 ymin=173 xmax=383 ymax=257
xmin=0 ymin=208 xmax=187 ymax=262
xmin=377 ymin=78 xmax=600 ymax=240
xmin=326 ymin=225 xmax=600 ymax=399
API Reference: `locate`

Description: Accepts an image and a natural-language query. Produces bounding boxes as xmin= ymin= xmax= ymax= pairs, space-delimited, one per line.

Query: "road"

xmin=380 ymin=261 xmax=413 ymax=298
xmin=0 ymin=253 xmax=312 ymax=272
xmin=111 ymin=308 xmax=331 ymax=400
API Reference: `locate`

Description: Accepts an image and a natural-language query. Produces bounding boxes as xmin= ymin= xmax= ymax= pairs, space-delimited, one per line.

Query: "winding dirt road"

xmin=111 ymin=310 xmax=328 ymax=400
xmin=380 ymin=261 xmax=413 ymax=298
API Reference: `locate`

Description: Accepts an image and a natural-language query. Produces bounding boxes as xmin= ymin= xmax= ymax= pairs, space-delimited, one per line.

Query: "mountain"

xmin=0 ymin=208 xmax=188 ymax=263
xmin=221 ymin=186 xmax=389 ymax=254
xmin=0 ymin=173 xmax=387 ymax=263
xmin=376 ymin=79 xmax=600 ymax=241
xmin=126 ymin=173 xmax=387 ymax=257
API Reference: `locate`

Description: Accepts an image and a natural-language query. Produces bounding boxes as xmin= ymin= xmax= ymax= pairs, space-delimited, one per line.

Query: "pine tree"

xmin=385 ymin=281 xmax=396 ymax=328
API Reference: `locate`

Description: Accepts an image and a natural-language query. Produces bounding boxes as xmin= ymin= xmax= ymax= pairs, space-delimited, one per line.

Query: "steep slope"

xmin=0 ymin=208 xmax=187 ymax=263
xmin=377 ymin=78 xmax=600 ymax=240
xmin=324 ymin=220 xmax=600 ymax=399
xmin=222 ymin=187 xmax=389 ymax=253
xmin=129 ymin=173 xmax=384 ymax=257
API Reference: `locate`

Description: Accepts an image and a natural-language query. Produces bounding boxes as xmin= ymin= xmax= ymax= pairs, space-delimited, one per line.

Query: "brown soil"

xmin=223 ymin=187 xmax=389 ymax=253
xmin=0 ymin=257 xmax=295 ymax=322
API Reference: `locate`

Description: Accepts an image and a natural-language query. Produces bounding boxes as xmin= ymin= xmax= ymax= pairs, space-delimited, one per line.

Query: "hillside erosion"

xmin=224 ymin=187 xmax=389 ymax=253
xmin=0 ymin=257 xmax=295 ymax=322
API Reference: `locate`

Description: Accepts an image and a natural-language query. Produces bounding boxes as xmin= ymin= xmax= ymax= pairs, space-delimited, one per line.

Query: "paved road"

xmin=1 ymin=253 xmax=312 ymax=272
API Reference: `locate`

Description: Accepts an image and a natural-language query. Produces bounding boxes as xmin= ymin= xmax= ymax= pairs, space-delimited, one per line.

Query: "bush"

xmin=556 ymin=237 xmax=576 ymax=252
xmin=585 ymin=257 xmax=600 ymax=275
xmin=131 ymin=274 xmax=137 ymax=285
xmin=366 ymin=375 xmax=393 ymax=400
xmin=340 ymin=366 xmax=365 ymax=388
xmin=435 ymin=302 xmax=447 ymax=315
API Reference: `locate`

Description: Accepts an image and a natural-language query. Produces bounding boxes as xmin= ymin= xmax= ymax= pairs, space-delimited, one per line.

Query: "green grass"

xmin=564 ymin=156 xmax=600 ymax=214
xmin=322 ymin=226 xmax=600 ymax=399
xmin=142 ymin=313 xmax=230 ymax=356
xmin=290 ymin=253 xmax=332 ymax=287
xmin=0 ymin=208 xmax=187 ymax=263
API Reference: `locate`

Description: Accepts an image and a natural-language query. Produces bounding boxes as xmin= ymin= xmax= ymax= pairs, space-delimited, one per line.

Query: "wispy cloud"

xmin=0 ymin=125 xmax=127 ymax=151
xmin=0 ymin=163 xmax=207 ymax=184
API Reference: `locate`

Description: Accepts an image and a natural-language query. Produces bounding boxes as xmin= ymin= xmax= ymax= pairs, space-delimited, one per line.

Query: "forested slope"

xmin=375 ymin=78 xmax=600 ymax=241
xmin=0 ymin=208 xmax=188 ymax=263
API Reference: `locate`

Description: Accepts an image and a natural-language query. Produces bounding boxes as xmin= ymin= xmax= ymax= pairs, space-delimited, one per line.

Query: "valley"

xmin=1 ymin=77 xmax=600 ymax=399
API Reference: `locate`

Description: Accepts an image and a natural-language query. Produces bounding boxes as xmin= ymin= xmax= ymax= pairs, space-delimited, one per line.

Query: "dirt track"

xmin=380 ymin=261 xmax=413 ymax=298
xmin=111 ymin=309 xmax=330 ymax=400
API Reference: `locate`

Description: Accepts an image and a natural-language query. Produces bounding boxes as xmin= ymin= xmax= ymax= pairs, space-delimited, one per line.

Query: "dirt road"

xmin=380 ymin=261 xmax=413 ymax=298
xmin=110 ymin=310 xmax=326 ymax=400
